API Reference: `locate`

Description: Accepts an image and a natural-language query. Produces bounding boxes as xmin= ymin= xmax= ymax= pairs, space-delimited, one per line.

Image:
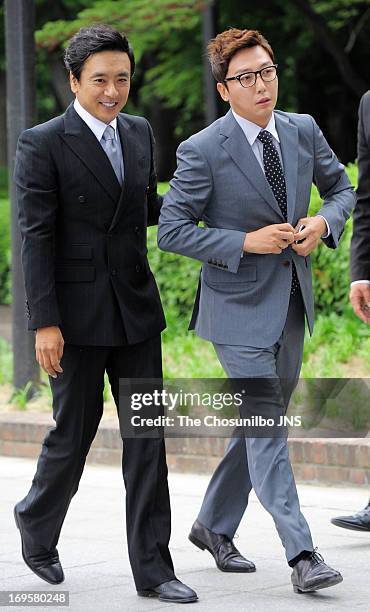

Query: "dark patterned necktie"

xmin=257 ymin=129 xmax=299 ymax=296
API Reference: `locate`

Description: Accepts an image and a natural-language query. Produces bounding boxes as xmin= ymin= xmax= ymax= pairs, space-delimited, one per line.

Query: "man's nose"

xmin=255 ymin=73 xmax=267 ymax=93
xmin=104 ymin=82 xmax=118 ymax=97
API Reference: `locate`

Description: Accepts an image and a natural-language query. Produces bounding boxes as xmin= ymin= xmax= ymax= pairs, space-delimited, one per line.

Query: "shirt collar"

xmin=73 ymin=98 xmax=118 ymax=141
xmin=231 ymin=110 xmax=280 ymax=146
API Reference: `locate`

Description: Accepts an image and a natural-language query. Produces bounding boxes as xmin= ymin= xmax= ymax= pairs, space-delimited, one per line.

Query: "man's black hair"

xmin=64 ymin=24 xmax=135 ymax=80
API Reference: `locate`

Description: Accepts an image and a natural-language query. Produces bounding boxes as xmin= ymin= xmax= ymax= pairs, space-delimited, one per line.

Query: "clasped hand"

xmin=243 ymin=217 xmax=326 ymax=255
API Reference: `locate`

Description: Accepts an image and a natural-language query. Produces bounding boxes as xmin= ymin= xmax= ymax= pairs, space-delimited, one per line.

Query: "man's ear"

xmin=69 ymin=72 xmax=78 ymax=94
xmin=217 ymin=81 xmax=229 ymax=102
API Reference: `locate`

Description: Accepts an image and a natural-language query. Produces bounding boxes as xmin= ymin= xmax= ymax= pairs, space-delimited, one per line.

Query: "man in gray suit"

xmin=158 ymin=28 xmax=355 ymax=594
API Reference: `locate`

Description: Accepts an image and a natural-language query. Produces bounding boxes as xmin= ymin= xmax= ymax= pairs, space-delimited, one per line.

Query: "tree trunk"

xmin=144 ymin=99 xmax=179 ymax=182
xmin=0 ymin=71 xmax=7 ymax=166
xmin=49 ymin=56 xmax=73 ymax=112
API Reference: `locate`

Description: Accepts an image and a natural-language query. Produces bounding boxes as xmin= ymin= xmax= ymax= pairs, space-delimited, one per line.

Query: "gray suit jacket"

xmin=158 ymin=110 xmax=355 ymax=347
xmin=350 ymin=91 xmax=370 ymax=282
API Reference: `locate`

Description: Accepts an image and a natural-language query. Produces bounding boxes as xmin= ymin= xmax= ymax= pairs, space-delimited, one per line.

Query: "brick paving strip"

xmin=0 ymin=411 xmax=369 ymax=486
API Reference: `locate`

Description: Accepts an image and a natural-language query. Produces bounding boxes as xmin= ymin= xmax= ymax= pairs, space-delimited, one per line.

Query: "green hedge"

xmin=309 ymin=163 xmax=357 ymax=315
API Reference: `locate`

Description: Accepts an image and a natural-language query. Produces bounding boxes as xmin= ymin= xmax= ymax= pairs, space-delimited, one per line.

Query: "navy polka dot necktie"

xmin=257 ymin=129 xmax=299 ymax=296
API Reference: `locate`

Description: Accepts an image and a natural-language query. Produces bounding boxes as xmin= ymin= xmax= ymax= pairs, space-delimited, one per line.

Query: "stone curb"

xmin=0 ymin=412 xmax=369 ymax=485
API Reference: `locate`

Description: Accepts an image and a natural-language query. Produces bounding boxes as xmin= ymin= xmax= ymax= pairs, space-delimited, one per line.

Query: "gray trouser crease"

xmin=197 ymin=292 xmax=314 ymax=563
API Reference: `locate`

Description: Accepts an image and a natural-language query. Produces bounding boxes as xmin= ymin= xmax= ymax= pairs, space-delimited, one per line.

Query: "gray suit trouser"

xmin=197 ymin=291 xmax=314 ymax=564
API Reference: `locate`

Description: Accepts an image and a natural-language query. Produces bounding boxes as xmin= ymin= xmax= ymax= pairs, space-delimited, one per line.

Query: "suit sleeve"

xmin=15 ymin=128 xmax=61 ymax=330
xmin=350 ymin=92 xmax=370 ymax=282
xmin=157 ymin=139 xmax=246 ymax=273
xmin=311 ymin=115 xmax=356 ymax=249
xmin=145 ymin=119 xmax=163 ymax=226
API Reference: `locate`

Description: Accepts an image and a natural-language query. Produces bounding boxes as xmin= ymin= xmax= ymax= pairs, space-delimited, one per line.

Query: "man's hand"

xmin=243 ymin=223 xmax=295 ymax=254
xmin=292 ymin=216 xmax=327 ymax=256
xmin=35 ymin=326 xmax=64 ymax=378
xmin=349 ymin=283 xmax=370 ymax=324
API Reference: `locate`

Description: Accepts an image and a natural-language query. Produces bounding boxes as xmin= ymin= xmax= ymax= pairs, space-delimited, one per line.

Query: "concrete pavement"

xmin=0 ymin=456 xmax=369 ymax=611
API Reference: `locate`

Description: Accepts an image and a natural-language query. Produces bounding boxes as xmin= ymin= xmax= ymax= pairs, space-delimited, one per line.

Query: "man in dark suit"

xmin=331 ymin=90 xmax=370 ymax=532
xmin=349 ymin=90 xmax=370 ymax=324
xmin=14 ymin=24 xmax=197 ymax=604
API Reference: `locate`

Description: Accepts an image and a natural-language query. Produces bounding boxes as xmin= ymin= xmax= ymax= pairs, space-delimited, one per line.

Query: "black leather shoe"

xmin=137 ymin=579 xmax=198 ymax=603
xmin=291 ymin=549 xmax=343 ymax=593
xmin=189 ymin=519 xmax=255 ymax=573
xmin=331 ymin=500 xmax=370 ymax=531
xmin=14 ymin=506 xmax=64 ymax=585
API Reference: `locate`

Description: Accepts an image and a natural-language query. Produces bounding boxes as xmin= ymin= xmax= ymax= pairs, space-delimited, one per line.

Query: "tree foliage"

xmin=36 ymin=1 xmax=204 ymax=136
xmin=34 ymin=0 xmax=370 ymax=158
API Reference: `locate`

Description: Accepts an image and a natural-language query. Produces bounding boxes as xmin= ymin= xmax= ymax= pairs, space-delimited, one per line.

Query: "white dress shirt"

xmin=73 ymin=98 xmax=124 ymax=179
xmin=231 ymin=109 xmax=330 ymax=238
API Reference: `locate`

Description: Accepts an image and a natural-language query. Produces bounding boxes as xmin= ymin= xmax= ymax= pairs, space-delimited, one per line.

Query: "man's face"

xmin=217 ymin=45 xmax=278 ymax=127
xmin=70 ymin=50 xmax=131 ymax=123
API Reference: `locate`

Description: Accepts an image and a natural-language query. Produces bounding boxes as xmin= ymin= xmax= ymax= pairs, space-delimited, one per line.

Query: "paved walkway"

xmin=0 ymin=457 xmax=369 ymax=611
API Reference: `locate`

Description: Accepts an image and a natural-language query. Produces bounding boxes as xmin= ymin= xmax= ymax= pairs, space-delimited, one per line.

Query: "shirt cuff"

xmin=316 ymin=215 xmax=330 ymax=238
xmin=351 ymin=280 xmax=370 ymax=286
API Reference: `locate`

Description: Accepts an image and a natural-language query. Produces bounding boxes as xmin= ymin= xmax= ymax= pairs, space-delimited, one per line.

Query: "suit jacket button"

xmin=78 ymin=195 xmax=86 ymax=203
xmin=134 ymin=226 xmax=140 ymax=233
xmin=283 ymin=261 xmax=290 ymax=267
xmin=135 ymin=264 xmax=141 ymax=273
xmin=111 ymin=269 xmax=117 ymax=276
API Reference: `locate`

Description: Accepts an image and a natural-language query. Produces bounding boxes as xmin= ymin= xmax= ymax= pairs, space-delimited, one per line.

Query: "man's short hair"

xmin=64 ymin=24 xmax=135 ymax=81
xmin=207 ymin=28 xmax=275 ymax=83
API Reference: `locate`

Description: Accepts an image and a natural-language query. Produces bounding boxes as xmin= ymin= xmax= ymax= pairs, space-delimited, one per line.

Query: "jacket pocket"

xmin=203 ymin=264 xmax=257 ymax=287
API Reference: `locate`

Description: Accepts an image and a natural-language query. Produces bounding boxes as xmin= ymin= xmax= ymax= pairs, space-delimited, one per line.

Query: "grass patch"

xmin=0 ymin=167 xmax=8 ymax=199
xmin=302 ymin=306 xmax=370 ymax=377
xmin=162 ymin=316 xmax=224 ymax=378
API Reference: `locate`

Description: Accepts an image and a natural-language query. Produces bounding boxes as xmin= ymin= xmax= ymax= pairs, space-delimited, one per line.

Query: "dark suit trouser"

xmin=16 ymin=335 xmax=175 ymax=590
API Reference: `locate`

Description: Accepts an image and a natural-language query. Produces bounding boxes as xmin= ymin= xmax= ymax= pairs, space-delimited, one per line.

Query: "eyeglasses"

xmin=224 ymin=64 xmax=278 ymax=88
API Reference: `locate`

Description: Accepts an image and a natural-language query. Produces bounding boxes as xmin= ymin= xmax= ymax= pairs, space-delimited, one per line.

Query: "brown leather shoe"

xmin=189 ymin=519 xmax=255 ymax=573
xmin=291 ymin=549 xmax=343 ymax=593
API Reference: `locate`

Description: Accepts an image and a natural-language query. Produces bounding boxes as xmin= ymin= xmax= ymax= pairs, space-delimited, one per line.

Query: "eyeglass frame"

xmin=224 ymin=64 xmax=278 ymax=88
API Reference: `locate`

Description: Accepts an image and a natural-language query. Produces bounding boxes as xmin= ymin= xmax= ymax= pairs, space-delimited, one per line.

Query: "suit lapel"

xmin=220 ymin=110 xmax=284 ymax=219
xmin=61 ymin=104 xmax=122 ymax=204
xmin=108 ymin=114 xmax=138 ymax=231
xmin=275 ymin=112 xmax=298 ymax=224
